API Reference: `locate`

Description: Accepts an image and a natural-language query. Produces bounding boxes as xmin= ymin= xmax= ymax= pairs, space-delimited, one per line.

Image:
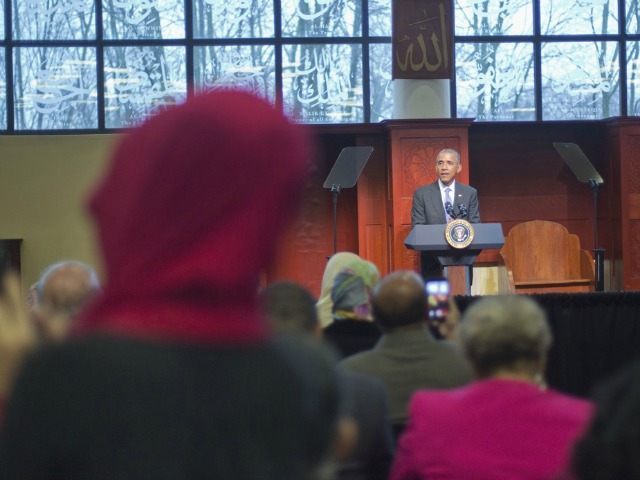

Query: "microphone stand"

xmin=330 ymin=184 xmax=341 ymax=255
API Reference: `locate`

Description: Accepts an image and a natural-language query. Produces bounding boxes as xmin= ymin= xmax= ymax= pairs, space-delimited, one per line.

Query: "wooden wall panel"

xmin=470 ymin=123 xmax=608 ymax=265
xmin=608 ymin=121 xmax=640 ymax=289
xmin=267 ymin=133 xmax=360 ymax=296
xmin=357 ymin=134 xmax=390 ymax=275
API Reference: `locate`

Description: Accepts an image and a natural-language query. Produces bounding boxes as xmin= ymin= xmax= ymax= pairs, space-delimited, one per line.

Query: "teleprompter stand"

xmin=553 ymin=142 xmax=605 ymax=291
xmin=322 ymin=146 xmax=374 ymax=255
xmin=405 ymin=223 xmax=504 ymax=295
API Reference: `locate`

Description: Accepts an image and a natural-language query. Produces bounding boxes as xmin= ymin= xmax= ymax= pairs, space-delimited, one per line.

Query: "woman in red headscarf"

xmin=0 ymin=91 xmax=341 ymax=480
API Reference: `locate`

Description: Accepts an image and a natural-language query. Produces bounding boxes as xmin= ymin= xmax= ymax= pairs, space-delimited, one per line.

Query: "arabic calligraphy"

xmin=103 ymin=47 xmax=185 ymax=125
xmin=296 ymin=0 xmax=336 ymax=21
xmin=201 ymin=48 xmax=270 ymax=95
xmin=393 ymin=0 xmax=452 ymax=79
xmin=31 ymin=60 xmax=94 ymax=114
xmin=283 ymin=44 xmax=362 ymax=123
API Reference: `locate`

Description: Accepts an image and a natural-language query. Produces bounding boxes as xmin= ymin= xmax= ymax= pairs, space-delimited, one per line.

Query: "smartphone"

xmin=425 ymin=279 xmax=450 ymax=326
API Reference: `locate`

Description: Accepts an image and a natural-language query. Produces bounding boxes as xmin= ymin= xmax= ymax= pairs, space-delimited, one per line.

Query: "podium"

xmin=405 ymin=223 xmax=504 ymax=295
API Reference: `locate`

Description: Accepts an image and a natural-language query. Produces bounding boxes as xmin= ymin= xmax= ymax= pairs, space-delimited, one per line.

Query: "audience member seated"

xmin=323 ymin=264 xmax=381 ymax=358
xmin=31 ymin=260 xmax=101 ymax=343
xmin=261 ymin=281 xmax=394 ymax=480
xmin=341 ymin=271 xmax=472 ymax=432
xmin=571 ymin=360 xmax=640 ymax=480
xmin=391 ymin=295 xmax=593 ymax=480
xmin=317 ymin=252 xmax=365 ymax=328
xmin=0 ymin=90 xmax=343 ymax=480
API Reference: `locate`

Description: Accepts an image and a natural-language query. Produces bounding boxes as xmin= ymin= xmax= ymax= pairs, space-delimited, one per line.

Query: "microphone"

xmin=457 ymin=203 xmax=468 ymax=219
xmin=445 ymin=202 xmax=454 ymax=219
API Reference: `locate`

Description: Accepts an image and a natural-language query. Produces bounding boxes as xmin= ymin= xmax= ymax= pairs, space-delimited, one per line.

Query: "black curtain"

xmin=456 ymin=292 xmax=640 ymax=398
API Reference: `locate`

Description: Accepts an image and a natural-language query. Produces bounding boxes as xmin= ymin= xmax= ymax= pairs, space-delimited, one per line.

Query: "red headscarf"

xmin=74 ymin=90 xmax=310 ymax=343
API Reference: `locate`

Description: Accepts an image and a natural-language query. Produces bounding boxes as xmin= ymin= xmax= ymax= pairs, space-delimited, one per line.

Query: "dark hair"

xmin=572 ymin=360 xmax=640 ymax=480
xmin=260 ymin=282 xmax=318 ymax=335
xmin=372 ymin=271 xmax=426 ymax=330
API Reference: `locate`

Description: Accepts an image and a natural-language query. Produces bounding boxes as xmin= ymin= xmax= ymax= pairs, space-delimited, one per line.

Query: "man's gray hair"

xmin=459 ymin=295 xmax=552 ymax=377
xmin=35 ymin=260 xmax=101 ymax=304
xmin=436 ymin=148 xmax=461 ymax=164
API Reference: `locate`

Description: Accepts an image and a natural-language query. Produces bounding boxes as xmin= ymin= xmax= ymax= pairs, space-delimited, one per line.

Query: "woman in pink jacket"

xmin=391 ymin=295 xmax=593 ymax=480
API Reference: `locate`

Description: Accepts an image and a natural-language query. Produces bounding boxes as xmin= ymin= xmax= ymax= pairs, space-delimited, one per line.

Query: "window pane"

xmin=0 ymin=50 xmax=5 ymax=129
xmin=102 ymin=0 xmax=184 ymax=39
xmin=14 ymin=47 xmax=97 ymax=129
xmin=193 ymin=45 xmax=275 ymax=100
xmin=541 ymin=41 xmax=619 ymax=120
xmin=370 ymin=43 xmax=392 ymax=121
xmin=283 ymin=43 xmax=363 ymax=123
xmin=13 ymin=0 xmax=95 ymax=40
xmin=104 ymin=46 xmax=186 ymax=128
xmin=540 ymin=0 xmax=618 ymax=35
xmin=281 ymin=0 xmax=360 ymax=37
xmin=455 ymin=0 xmax=532 ymax=36
xmin=193 ymin=0 xmax=274 ymax=38
xmin=627 ymin=41 xmax=640 ymax=114
xmin=369 ymin=0 xmax=391 ymax=36
xmin=456 ymin=42 xmax=535 ymax=120
xmin=0 ymin=1 xmax=4 ymax=40
xmin=627 ymin=0 xmax=640 ymax=33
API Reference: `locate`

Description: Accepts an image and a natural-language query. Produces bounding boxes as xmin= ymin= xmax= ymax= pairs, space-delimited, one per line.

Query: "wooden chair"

xmin=499 ymin=220 xmax=595 ymax=294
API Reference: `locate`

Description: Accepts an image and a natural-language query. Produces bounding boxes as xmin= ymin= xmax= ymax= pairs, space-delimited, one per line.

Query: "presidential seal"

xmin=445 ymin=219 xmax=475 ymax=249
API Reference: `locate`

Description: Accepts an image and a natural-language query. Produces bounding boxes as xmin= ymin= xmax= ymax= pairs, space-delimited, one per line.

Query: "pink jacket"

xmin=391 ymin=378 xmax=593 ymax=480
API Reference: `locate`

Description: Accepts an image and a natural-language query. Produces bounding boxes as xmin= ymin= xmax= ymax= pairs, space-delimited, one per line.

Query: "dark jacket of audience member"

xmin=0 ymin=91 xmax=341 ymax=480
xmin=261 ymin=281 xmax=394 ymax=480
xmin=572 ymin=359 xmax=640 ymax=480
xmin=341 ymin=271 xmax=472 ymax=426
xmin=323 ymin=266 xmax=382 ymax=359
xmin=391 ymin=295 xmax=593 ymax=480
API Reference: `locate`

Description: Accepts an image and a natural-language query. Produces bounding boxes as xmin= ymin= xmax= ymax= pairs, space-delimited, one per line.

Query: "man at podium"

xmin=411 ymin=148 xmax=481 ymax=279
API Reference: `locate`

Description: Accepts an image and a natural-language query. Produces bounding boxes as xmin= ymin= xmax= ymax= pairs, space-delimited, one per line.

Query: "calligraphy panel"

xmin=193 ymin=0 xmax=274 ymax=38
xmin=13 ymin=47 xmax=97 ymax=130
xmin=540 ymin=0 xmax=617 ymax=36
xmin=13 ymin=0 xmax=95 ymax=40
xmin=628 ymin=42 xmax=640 ymax=115
xmin=455 ymin=0 xmax=532 ymax=36
xmin=541 ymin=41 xmax=619 ymax=120
xmin=104 ymin=46 xmax=186 ymax=128
xmin=0 ymin=50 xmax=5 ymax=129
xmin=102 ymin=0 xmax=184 ymax=39
xmin=392 ymin=0 xmax=453 ymax=79
xmin=282 ymin=43 xmax=363 ymax=123
xmin=370 ymin=43 xmax=393 ymax=122
xmin=456 ymin=42 xmax=534 ymax=121
xmin=281 ymin=0 xmax=360 ymax=37
xmin=193 ymin=45 xmax=275 ymax=100
xmin=369 ymin=0 xmax=391 ymax=36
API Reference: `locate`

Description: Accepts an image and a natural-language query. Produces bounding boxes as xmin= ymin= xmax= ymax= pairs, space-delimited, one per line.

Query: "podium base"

xmin=445 ymin=265 xmax=471 ymax=295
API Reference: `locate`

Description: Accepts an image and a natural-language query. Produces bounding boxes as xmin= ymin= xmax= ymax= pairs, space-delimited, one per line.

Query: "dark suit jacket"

xmin=338 ymin=370 xmax=393 ymax=480
xmin=340 ymin=324 xmax=473 ymax=425
xmin=411 ymin=181 xmax=480 ymax=278
xmin=411 ymin=181 xmax=480 ymax=225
